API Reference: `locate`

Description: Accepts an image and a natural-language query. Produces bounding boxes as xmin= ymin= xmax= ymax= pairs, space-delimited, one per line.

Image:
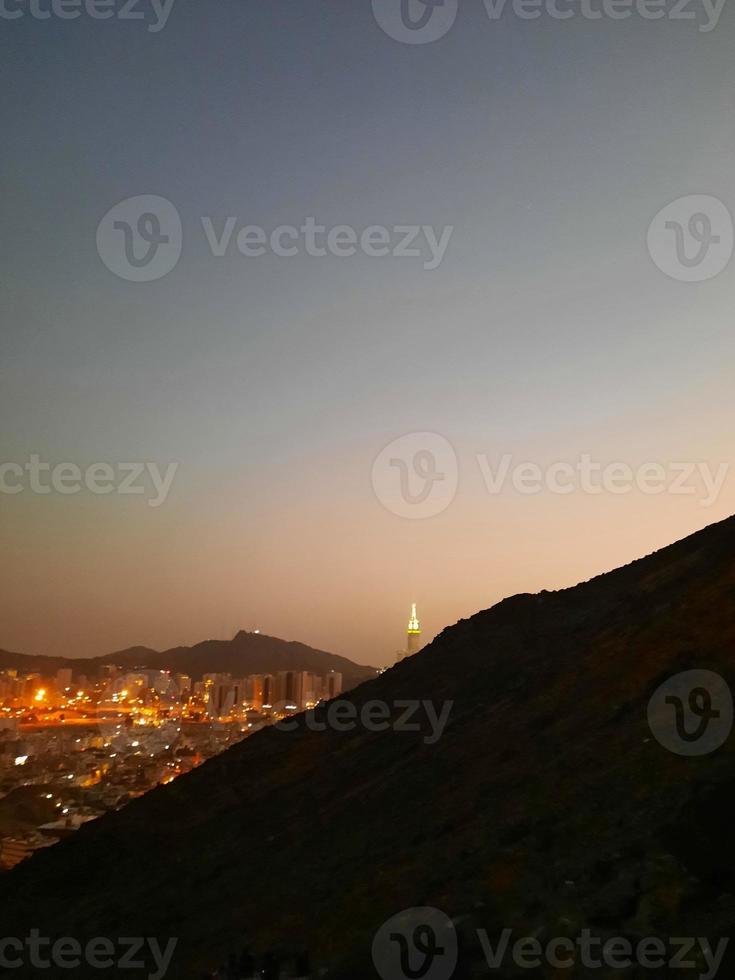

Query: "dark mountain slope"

xmin=4 ymin=517 xmax=735 ymax=978
xmin=0 ymin=649 xmax=134 ymax=677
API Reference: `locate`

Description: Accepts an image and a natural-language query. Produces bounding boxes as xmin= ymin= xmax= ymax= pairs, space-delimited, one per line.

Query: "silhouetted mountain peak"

xmin=0 ymin=632 xmax=375 ymax=689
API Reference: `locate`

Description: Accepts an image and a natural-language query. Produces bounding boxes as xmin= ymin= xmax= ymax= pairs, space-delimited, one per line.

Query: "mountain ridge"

xmin=0 ymin=631 xmax=376 ymax=688
xmin=3 ymin=516 xmax=735 ymax=977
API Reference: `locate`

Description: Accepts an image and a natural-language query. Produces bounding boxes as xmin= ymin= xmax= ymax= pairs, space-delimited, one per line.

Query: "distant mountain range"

xmin=0 ymin=630 xmax=377 ymax=690
xmin=4 ymin=517 xmax=735 ymax=977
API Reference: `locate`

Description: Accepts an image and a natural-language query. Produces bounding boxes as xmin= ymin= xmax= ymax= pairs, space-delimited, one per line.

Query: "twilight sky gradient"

xmin=2 ymin=1 xmax=734 ymax=666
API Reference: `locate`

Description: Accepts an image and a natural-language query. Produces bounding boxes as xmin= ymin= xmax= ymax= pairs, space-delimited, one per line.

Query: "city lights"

xmin=0 ymin=662 xmax=343 ymax=871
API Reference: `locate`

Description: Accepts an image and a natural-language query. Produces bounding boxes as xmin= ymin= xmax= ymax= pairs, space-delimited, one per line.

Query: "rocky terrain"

xmin=3 ymin=517 xmax=735 ymax=977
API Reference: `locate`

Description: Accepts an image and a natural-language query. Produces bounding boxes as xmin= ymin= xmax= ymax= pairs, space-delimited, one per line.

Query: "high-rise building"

xmin=55 ymin=668 xmax=73 ymax=691
xmin=210 ymin=682 xmax=235 ymax=718
xmin=302 ymin=672 xmax=322 ymax=707
xmin=406 ymin=603 xmax=421 ymax=655
xmin=248 ymin=675 xmax=264 ymax=709
xmin=397 ymin=603 xmax=422 ymax=662
xmin=262 ymin=674 xmax=275 ymax=708
xmin=174 ymin=674 xmax=191 ymax=695
xmin=231 ymin=680 xmax=246 ymax=708
xmin=203 ymin=672 xmax=226 ymax=686
xmin=325 ymin=670 xmax=342 ymax=699
xmin=20 ymin=673 xmax=41 ymax=702
xmin=146 ymin=670 xmax=172 ymax=695
xmin=274 ymin=671 xmax=305 ymax=710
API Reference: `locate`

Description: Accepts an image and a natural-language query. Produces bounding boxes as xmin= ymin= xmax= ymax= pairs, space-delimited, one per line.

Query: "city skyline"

xmin=0 ymin=655 xmax=349 ymax=871
xmin=1 ymin=606 xmax=427 ymax=669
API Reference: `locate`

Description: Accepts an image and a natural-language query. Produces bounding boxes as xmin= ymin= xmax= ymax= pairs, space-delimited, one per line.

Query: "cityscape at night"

xmin=3 ymin=0 xmax=735 ymax=976
xmin=0 ymin=655 xmax=346 ymax=871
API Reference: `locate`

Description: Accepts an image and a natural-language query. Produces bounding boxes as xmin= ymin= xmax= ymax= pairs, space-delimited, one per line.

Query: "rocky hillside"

xmin=3 ymin=517 xmax=735 ymax=978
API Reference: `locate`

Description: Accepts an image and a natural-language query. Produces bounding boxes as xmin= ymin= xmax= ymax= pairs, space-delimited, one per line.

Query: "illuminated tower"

xmin=395 ymin=603 xmax=423 ymax=662
xmin=406 ymin=603 xmax=421 ymax=656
